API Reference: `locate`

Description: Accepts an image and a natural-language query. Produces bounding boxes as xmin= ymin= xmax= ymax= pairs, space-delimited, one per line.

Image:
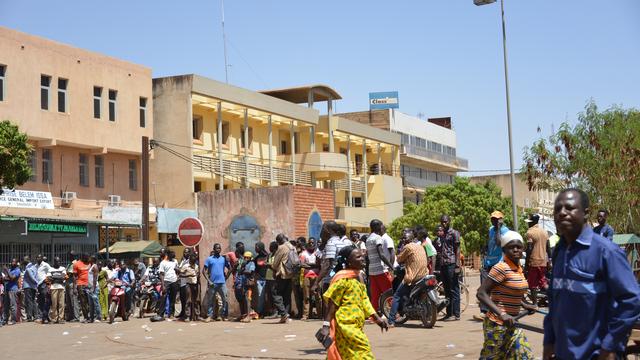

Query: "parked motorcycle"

xmin=379 ymin=268 xmax=447 ymax=328
xmin=137 ymin=279 xmax=161 ymax=318
xmin=108 ymin=279 xmax=129 ymax=324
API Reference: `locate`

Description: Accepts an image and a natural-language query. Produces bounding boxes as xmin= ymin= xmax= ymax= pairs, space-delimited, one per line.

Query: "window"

xmin=139 ymin=97 xmax=147 ymax=127
xmin=0 ymin=64 xmax=5 ymax=101
xmin=194 ymin=181 xmax=202 ymax=193
xmin=353 ymin=197 xmax=363 ymax=208
xmin=192 ymin=115 xmax=203 ymax=141
xmin=221 ymin=121 xmax=230 ymax=145
xmin=79 ymin=154 xmax=89 ymax=186
xmin=240 ymin=126 xmax=253 ymax=149
xmin=355 ymin=154 xmax=363 ymax=175
xmin=95 ymin=155 xmax=104 ymax=188
xmin=40 ymin=75 xmax=51 ymax=110
xmin=93 ymin=86 xmax=102 ymax=119
xmin=57 ymin=78 xmax=68 ymax=113
xmin=280 ymin=140 xmax=288 ymax=155
xmin=322 ymin=144 xmax=329 ymax=152
xmin=42 ymin=149 xmax=52 ymax=184
xmin=29 ymin=150 xmax=37 ymax=182
xmin=108 ymin=89 xmax=117 ymax=121
xmin=128 ymin=159 xmax=137 ymax=190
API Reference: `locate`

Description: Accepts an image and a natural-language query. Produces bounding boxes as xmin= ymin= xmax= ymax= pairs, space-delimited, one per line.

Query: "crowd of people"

xmin=1 ymin=187 xmax=639 ymax=360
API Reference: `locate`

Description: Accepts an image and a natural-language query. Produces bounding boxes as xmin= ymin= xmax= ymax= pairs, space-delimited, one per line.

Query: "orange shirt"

xmin=487 ymin=258 xmax=528 ymax=325
xmin=73 ymin=260 xmax=90 ymax=286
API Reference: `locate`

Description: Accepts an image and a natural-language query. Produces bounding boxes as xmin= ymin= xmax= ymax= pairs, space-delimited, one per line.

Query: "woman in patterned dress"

xmin=318 ymin=245 xmax=388 ymax=360
xmin=477 ymin=231 xmax=537 ymax=360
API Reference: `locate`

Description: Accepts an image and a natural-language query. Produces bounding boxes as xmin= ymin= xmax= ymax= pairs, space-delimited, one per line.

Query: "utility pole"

xmin=142 ymin=136 xmax=150 ymax=241
xmin=221 ymin=0 xmax=229 ymax=84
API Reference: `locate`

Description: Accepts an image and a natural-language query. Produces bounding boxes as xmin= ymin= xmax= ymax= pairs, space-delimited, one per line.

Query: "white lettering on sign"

xmin=0 ymin=189 xmax=55 ymax=209
xmin=370 ymin=97 xmax=399 ymax=105
xmin=179 ymin=229 xmax=202 ymax=236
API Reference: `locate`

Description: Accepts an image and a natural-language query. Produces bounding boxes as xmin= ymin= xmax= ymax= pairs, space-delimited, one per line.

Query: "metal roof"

xmin=260 ymin=84 xmax=342 ymax=104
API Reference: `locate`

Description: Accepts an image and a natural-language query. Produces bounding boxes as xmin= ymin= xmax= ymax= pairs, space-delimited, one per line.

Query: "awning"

xmin=99 ymin=240 xmax=163 ymax=258
xmin=157 ymin=208 xmax=198 ymax=233
xmin=614 ymin=234 xmax=640 ymax=246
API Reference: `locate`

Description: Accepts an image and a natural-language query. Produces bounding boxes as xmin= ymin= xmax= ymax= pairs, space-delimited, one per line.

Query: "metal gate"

xmin=228 ymin=215 xmax=261 ymax=256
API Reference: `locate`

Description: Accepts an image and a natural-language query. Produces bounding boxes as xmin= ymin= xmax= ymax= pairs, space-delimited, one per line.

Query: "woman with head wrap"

xmin=476 ymin=231 xmax=537 ymax=359
xmin=317 ymin=245 xmax=388 ymax=360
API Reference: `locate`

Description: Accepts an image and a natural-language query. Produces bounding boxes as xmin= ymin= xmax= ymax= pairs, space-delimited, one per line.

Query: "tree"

xmin=388 ymin=177 xmax=527 ymax=255
xmin=0 ymin=120 xmax=32 ymax=194
xmin=522 ymin=101 xmax=640 ymax=234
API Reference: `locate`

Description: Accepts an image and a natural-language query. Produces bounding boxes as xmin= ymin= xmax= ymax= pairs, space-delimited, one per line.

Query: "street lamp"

xmin=475 ymin=0 xmax=519 ymax=231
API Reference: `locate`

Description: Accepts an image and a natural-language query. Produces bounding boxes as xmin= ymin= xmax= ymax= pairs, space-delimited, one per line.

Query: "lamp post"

xmin=475 ymin=0 xmax=519 ymax=231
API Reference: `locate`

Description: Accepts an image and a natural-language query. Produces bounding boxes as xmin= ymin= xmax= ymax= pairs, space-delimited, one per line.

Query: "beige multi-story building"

xmin=0 ymin=27 xmax=153 ymax=263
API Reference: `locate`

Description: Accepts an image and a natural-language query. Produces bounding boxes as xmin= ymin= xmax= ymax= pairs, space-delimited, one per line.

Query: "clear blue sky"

xmin=2 ymin=0 xmax=638 ymax=174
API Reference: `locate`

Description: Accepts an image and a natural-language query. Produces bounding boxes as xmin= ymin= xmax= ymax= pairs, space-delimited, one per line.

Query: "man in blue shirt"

xmin=3 ymin=258 xmax=21 ymax=325
xmin=593 ymin=209 xmax=615 ymax=241
xmin=543 ymin=188 xmax=640 ymax=360
xmin=21 ymin=256 xmax=39 ymax=322
xmin=479 ymin=211 xmax=509 ymax=314
xmin=203 ymin=243 xmax=230 ymax=322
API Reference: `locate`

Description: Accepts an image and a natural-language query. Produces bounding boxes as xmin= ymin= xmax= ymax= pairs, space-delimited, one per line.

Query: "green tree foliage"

xmin=0 ymin=120 xmax=32 ymax=194
xmin=522 ymin=101 xmax=640 ymax=233
xmin=388 ymin=177 xmax=526 ymax=255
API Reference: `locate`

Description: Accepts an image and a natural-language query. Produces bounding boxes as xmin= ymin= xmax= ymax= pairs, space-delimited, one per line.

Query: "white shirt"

xmin=382 ymin=233 xmax=397 ymax=268
xmin=47 ymin=266 xmax=67 ymax=290
xmin=158 ymin=259 xmax=178 ymax=283
xmin=36 ymin=261 xmax=52 ymax=285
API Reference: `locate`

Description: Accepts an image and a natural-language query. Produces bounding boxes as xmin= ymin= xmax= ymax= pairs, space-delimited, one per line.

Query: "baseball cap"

xmin=490 ymin=210 xmax=504 ymax=219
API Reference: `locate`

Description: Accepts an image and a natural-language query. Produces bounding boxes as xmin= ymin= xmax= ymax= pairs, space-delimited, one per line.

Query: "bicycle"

xmin=435 ymin=273 xmax=470 ymax=317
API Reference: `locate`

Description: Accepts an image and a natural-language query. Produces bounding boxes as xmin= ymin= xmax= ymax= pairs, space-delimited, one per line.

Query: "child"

xmin=234 ymin=251 xmax=255 ymax=323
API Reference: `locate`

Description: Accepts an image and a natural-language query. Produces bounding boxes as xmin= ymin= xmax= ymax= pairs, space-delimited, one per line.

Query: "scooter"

xmin=379 ymin=268 xmax=447 ymax=328
xmin=108 ymin=279 xmax=129 ymax=324
xmin=137 ymin=279 xmax=161 ymax=318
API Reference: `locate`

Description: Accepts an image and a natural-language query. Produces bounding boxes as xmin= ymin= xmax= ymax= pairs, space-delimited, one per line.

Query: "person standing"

xmin=88 ymin=256 xmax=101 ymax=322
xmin=203 ymin=243 xmax=230 ymax=322
xmin=439 ymin=214 xmax=462 ymax=321
xmin=97 ymin=261 xmax=109 ymax=321
xmin=300 ymin=238 xmax=321 ymax=320
xmin=272 ymin=233 xmax=296 ymax=323
xmin=179 ymin=252 xmax=199 ymax=321
xmin=264 ymin=241 xmax=279 ymax=319
xmin=177 ymin=248 xmax=192 ymax=320
xmin=365 ymin=219 xmax=394 ymax=314
xmin=35 ymin=254 xmax=52 ymax=324
xmin=46 ymin=257 xmax=67 ymax=324
xmin=543 ymin=189 xmax=640 ymax=360
xmin=22 ymin=256 xmax=38 ymax=322
xmin=292 ymin=237 xmax=306 ymax=319
xmin=380 ymin=225 xmax=397 ymax=270
xmin=478 ymin=211 xmax=510 ymax=316
xmin=524 ymin=213 xmax=551 ymax=305
xmin=593 ymin=209 xmax=615 ymax=241
xmin=72 ymin=253 xmax=92 ymax=322
xmin=64 ymin=252 xmax=80 ymax=322
xmin=234 ymin=251 xmax=255 ymax=323
xmin=3 ymin=259 xmax=21 ymax=325
xmin=254 ymin=242 xmax=269 ymax=318
xmin=317 ymin=245 xmax=388 ymax=359
xmin=312 ymin=221 xmax=346 ymax=296
xmin=415 ymin=225 xmax=436 ymax=274
xmin=388 ymin=237 xmax=428 ymax=328
xmin=476 ymin=231 xmax=535 ymax=359
xmin=156 ymin=250 xmax=179 ymax=320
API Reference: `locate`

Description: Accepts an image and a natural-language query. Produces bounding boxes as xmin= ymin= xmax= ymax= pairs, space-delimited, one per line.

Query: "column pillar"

xmin=290 ymin=120 xmax=296 ymax=186
xmin=362 ymin=139 xmax=368 ymax=207
xmin=217 ymin=101 xmax=224 ymax=190
xmin=243 ymin=108 xmax=249 ymax=188
xmin=347 ymin=135 xmax=352 ymax=207
xmin=377 ymin=143 xmax=382 ymax=175
xmin=268 ymin=115 xmax=274 ymax=186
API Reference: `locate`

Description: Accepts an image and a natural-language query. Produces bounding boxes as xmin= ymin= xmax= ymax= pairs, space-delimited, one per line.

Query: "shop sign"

xmin=28 ymin=221 xmax=87 ymax=234
xmin=369 ymin=91 xmax=399 ymax=110
xmin=0 ymin=189 xmax=54 ymax=209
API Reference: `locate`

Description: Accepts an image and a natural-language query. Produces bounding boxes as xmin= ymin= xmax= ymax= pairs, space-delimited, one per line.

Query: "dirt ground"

xmin=0 ymin=272 xmax=546 ymax=360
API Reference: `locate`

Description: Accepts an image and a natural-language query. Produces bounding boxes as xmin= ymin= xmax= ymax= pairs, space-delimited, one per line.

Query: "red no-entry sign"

xmin=178 ymin=217 xmax=204 ymax=247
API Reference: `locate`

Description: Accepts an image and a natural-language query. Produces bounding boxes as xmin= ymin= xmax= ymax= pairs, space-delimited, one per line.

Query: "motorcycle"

xmin=379 ymin=268 xmax=447 ymax=328
xmin=137 ymin=279 xmax=161 ymax=318
xmin=108 ymin=279 xmax=129 ymax=324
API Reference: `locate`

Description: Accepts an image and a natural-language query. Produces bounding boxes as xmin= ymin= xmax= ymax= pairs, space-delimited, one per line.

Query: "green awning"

xmin=614 ymin=234 xmax=640 ymax=246
xmin=99 ymin=240 xmax=162 ymax=258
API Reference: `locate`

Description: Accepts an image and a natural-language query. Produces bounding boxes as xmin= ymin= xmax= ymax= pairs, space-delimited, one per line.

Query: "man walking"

xmin=47 ymin=257 xmax=67 ymax=324
xmin=366 ymin=219 xmax=394 ymax=314
xmin=203 ymin=243 xmax=230 ymax=322
xmin=272 ymin=233 xmax=296 ymax=323
xmin=35 ymin=254 xmax=52 ymax=323
xmin=524 ymin=213 xmax=550 ymax=304
xmin=543 ymin=189 xmax=640 ymax=360
xmin=439 ymin=214 xmax=461 ymax=321
xmin=593 ymin=209 xmax=615 ymax=241
xmin=22 ymin=256 xmax=38 ymax=322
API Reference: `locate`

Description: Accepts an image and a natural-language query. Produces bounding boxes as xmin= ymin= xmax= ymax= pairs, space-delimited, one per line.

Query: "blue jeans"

xmin=89 ymin=287 xmax=102 ymax=320
xmin=442 ymin=263 xmax=460 ymax=318
xmin=255 ymin=279 xmax=266 ymax=315
xmin=205 ymin=283 xmax=228 ymax=319
xmin=388 ymin=282 xmax=410 ymax=325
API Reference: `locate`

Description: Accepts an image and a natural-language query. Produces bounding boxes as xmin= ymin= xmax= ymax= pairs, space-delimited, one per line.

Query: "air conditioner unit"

xmin=399 ymin=145 xmax=407 ymax=155
xmin=108 ymin=194 xmax=121 ymax=206
xmin=62 ymin=191 xmax=77 ymax=204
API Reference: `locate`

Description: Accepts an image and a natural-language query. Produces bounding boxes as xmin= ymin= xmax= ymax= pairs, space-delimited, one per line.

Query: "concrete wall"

xmin=391 ymin=110 xmax=457 ymax=148
xmin=150 ymin=76 xmax=196 ymax=209
xmin=367 ymin=175 xmax=404 ymax=224
xmin=469 ymin=173 xmax=556 ymax=215
xmin=0 ymin=26 xmax=152 ymax=154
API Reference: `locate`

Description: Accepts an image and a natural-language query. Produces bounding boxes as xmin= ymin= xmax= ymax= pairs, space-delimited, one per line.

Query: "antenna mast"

xmin=221 ymin=0 xmax=229 ymax=83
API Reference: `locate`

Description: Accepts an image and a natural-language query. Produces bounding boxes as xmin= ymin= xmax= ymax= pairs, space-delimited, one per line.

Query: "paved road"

xmin=1 ymin=273 xmax=546 ymax=360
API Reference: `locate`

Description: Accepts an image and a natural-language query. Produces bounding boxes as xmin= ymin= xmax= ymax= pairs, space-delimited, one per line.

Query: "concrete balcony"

xmin=401 ymin=144 xmax=469 ymax=171
xmin=277 ymin=152 xmax=349 ymax=181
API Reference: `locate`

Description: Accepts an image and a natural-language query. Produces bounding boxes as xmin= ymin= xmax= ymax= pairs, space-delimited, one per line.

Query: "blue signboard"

xmin=369 ymin=91 xmax=399 ymax=110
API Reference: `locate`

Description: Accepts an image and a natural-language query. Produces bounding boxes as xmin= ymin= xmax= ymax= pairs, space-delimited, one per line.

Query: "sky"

xmin=1 ymin=0 xmax=638 ymax=174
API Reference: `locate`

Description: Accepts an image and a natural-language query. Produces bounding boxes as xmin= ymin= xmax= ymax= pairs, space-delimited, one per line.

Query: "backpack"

xmin=284 ymin=244 xmax=301 ymax=274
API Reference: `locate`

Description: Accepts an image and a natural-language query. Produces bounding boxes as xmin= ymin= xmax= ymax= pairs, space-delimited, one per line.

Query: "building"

xmin=335 ymin=109 xmax=468 ymax=203
xmin=469 ymin=172 xmax=557 ymax=216
xmin=0 ymin=27 xmax=153 ymax=264
xmin=151 ymin=75 xmax=403 ymax=254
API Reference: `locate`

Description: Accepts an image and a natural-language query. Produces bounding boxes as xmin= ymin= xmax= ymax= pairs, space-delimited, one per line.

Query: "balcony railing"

xmin=401 ymin=144 xmax=469 ymax=169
